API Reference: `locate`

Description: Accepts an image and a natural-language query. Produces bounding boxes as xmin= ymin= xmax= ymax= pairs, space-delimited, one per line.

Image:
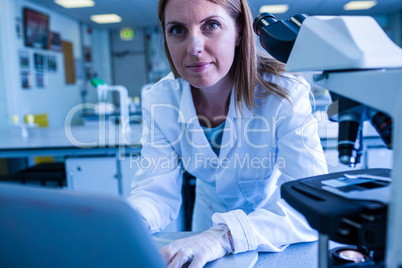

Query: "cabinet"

xmin=65 ymin=154 xmax=140 ymax=197
xmin=65 ymin=155 xmax=183 ymax=231
xmin=66 ymin=156 xmax=119 ymax=196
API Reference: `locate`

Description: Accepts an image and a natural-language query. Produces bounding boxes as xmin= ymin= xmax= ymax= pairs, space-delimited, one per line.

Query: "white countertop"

xmin=0 ymin=124 xmax=142 ymax=150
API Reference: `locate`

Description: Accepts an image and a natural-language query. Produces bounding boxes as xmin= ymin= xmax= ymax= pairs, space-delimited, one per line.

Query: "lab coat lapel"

xmin=178 ymin=81 xmax=196 ymax=124
xmin=178 ymin=81 xmax=216 ymax=160
xmin=219 ymin=87 xmax=254 ymax=160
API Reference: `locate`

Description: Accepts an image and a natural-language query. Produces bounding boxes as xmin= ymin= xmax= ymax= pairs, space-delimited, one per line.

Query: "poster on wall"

xmin=36 ymin=72 xmax=46 ymax=88
xmin=15 ymin=17 xmax=22 ymax=39
xmin=47 ymin=55 xmax=57 ymax=72
xmin=34 ymin=53 xmax=45 ymax=71
xmin=49 ymin=32 xmax=62 ymax=52
xmin=75 ymin=59 xmax=83 ymax=79
xmin=83 ymin=46 xmax=92 ymax=62
xmin=23 ymin=8 xmax=50 ymax=49
xmin=21 ymin=71 xmax=31 ymax=89
xmin=19 ymin=51 xmax=30 ymax=69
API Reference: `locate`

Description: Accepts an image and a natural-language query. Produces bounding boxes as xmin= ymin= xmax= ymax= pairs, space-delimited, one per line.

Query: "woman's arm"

xmin=127 ymin=89 xmax=184 ymax=234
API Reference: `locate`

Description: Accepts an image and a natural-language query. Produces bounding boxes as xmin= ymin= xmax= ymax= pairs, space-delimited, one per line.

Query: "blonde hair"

xmin=158 ymin=0 xmax=289 ymax=112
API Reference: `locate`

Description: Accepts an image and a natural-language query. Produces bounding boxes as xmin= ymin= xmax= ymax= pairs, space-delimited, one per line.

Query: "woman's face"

xmin=164 ymin=0 xmax=240 ymax=89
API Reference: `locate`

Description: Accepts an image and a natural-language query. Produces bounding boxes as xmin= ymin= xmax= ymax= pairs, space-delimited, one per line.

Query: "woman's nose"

xmin=187 ymin=34 xmax=204 ymax=55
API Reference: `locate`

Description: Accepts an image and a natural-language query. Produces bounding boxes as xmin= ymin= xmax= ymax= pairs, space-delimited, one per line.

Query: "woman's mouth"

xmin=187 ymin=62 xmax=211 ymax=73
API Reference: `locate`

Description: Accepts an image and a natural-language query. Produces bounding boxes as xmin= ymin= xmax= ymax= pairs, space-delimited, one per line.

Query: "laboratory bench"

xmin=0 ymin=124 xmax=142 ymax=157
xmin=0 ymin=124 xmax=143 ymax=197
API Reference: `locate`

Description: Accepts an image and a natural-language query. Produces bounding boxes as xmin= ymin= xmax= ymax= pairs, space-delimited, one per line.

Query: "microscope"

xmin=253 ymin=13 xmax=402 ymax=267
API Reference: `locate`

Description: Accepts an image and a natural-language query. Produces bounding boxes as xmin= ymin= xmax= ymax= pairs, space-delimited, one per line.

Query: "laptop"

xmin=0 ymin=183 xmax=257 ymax=268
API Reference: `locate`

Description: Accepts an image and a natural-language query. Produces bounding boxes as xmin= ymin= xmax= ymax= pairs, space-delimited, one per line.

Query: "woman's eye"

xmin=205 ymin=22 xmax=219 ymax=30
xmin=169 ymin=26 xmax=186 ymax=35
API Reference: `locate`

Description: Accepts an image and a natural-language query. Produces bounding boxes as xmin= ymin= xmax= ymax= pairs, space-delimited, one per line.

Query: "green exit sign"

xmin=120 ymin=28 xmax=135 ymax=40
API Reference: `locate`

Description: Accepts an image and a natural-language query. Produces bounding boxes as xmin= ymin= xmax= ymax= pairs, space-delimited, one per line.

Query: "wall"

xmin=145 ymin=27 xmax=171 ymax=84
xmin=110 ymin=28 xmax=147 ymax=100
xmin=388 ymin=11 xmax=402 ymax=46
xmin=81 ymin=24 xmax=112 ymax=105
xmin=108 ymin=26 xmax=170 ymax=103
xmin=0 ymin=0 xmax=12 ymax=129
xmin=0 ymin=0 xmax=111 ymax=128
xmin=374 ymin=12 xmax=402 ymax=47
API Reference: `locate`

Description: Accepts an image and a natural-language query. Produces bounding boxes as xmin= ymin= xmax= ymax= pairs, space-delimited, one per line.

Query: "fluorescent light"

xmin=344 ymin=1 xmax=377 ymax=10
xmin=55 ymin=0 xmax=95 ymax=8
xmin=259 ymin=5 xmax=289 ymax=14
xmin=91 ymin=14 xmax=122 ymax=24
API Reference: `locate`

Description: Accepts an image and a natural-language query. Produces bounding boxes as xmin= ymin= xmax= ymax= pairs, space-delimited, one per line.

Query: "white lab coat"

xmin=128 ymin=72 xmax=328 ymax=253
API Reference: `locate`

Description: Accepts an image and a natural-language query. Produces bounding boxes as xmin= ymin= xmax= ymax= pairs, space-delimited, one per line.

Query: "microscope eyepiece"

xmin=253 ymin=13 xmax=278 ymax=36
xmin=253 ymin=13 xmax=308 ymax=63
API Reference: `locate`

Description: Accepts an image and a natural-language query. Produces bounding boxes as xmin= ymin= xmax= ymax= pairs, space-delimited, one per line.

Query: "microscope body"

xmin=254 ymin=14 xmax=402 ymax=267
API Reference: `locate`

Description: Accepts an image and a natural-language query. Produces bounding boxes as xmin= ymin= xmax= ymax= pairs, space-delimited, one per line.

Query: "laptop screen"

xmin=0 ymin=182 xmax=166 ymax=267
xmin=0 ymin=182 xmax=258 ymax=268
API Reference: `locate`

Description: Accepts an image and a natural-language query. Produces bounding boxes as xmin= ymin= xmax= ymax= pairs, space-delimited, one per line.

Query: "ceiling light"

xmin=55 ymin=0 xmax=95 ymax=8
xmin=344 ymin=1 xmax=377 ymax=10
xmin=90 ymin=14 xmax=122 ymax=24
xmin=259 ymin=5 xmax=289 ymax=14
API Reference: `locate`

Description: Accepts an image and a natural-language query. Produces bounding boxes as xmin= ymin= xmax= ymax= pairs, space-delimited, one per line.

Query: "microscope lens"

xmin=338 ymin=249 xmax=367 ymax=263
xmin=338 ymin=120 xmax=363 ymax=166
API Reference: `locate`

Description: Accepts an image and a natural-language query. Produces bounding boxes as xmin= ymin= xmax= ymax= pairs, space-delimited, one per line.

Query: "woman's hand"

xmin=160 ymin=224 xmax=234 ymax=268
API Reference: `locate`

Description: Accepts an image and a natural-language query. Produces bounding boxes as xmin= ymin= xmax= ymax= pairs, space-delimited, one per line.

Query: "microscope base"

xmin=281 ymin=169 xmax=390 ymax=266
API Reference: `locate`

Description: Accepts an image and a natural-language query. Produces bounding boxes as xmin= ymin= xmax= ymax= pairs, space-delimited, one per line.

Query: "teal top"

xmin=201 ymin=121 xmax=225 ymax=156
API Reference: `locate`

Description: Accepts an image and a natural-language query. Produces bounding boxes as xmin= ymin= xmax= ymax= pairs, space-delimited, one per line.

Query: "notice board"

xmin=62 ymin=41 xmax=75 ymax=84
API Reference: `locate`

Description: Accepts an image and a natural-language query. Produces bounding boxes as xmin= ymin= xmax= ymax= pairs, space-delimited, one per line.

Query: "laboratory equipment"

xmin=281 ymin=169 xmax=389 ymax=266
xmin=253 ymin=13 xmax=308 ymax=63
xmin=254 ymin=13 xmax=402 ymax=267
xmin=129 ymin=96 xmax=141 ymax=114
xmin=91 ymin=78 xmax=130 ymax=132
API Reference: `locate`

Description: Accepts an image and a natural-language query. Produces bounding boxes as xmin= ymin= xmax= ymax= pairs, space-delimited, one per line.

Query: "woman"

xmin=128 ymin=0 xmax=328 ymax=267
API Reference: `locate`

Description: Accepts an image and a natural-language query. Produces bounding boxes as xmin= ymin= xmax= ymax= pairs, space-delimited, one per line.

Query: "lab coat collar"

xmin=178 ymin=80 xmax=197 ymax=124
xmin=227 ymin=86 xmax=254 ymax=120
xmin=178 ymin=80 xmax=254 ymax=124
